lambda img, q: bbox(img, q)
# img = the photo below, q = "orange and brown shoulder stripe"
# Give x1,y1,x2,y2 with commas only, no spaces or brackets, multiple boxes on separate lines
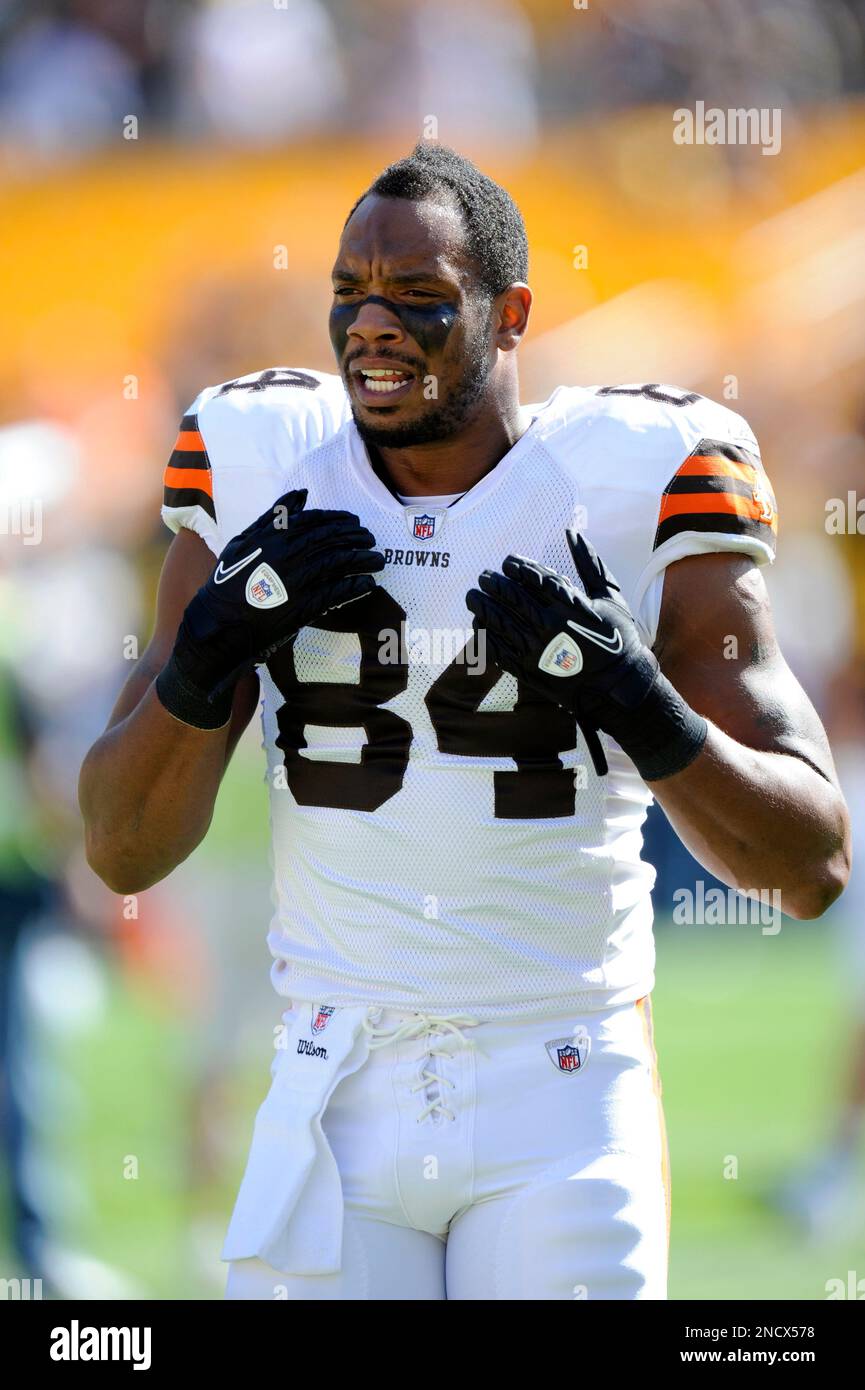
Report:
162,413,216,521
654,439,777,554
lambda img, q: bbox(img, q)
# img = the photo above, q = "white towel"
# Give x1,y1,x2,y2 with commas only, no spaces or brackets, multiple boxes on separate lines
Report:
221,1002,372,1275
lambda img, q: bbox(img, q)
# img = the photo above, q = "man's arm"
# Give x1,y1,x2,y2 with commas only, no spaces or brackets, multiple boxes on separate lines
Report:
78,529,260,895
649,551,850,920
468,536,850,922
81,489,384,895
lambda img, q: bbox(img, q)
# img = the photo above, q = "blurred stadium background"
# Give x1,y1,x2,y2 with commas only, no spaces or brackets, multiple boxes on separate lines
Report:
1,0,865,1299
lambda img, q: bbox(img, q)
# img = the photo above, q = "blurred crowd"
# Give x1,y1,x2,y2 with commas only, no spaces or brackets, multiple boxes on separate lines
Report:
1,0,865,1296
1,0,865,162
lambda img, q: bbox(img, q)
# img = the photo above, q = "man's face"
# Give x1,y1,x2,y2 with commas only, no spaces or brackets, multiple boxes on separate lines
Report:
329,194,495,447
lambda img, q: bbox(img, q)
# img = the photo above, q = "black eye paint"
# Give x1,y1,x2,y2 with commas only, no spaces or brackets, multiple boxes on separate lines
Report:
329,295,459,364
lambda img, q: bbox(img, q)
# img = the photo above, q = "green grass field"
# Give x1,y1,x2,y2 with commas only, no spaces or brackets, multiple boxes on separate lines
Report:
656,924,864,1300
3,750,862,1298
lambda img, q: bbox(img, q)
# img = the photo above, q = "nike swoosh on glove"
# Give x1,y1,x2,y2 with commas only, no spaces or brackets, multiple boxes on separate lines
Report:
465,530,707,781
157,488,385,729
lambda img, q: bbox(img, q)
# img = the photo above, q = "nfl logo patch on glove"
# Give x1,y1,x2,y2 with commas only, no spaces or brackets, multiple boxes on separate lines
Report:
538,632,583,676
246,563,288,608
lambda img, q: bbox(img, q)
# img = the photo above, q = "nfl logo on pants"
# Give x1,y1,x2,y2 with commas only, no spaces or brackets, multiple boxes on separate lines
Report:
312,1005,335,1035
545,1034,590,1073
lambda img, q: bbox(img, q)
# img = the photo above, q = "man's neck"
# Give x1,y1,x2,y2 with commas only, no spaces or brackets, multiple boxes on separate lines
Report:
367,400,531,499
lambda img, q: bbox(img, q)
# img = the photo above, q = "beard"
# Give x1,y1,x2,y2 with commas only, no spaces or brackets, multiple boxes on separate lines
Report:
351,323,492,450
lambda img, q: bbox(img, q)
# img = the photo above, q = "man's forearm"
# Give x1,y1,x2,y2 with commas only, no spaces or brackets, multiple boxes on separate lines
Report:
79,681,232,894
648,722,851,919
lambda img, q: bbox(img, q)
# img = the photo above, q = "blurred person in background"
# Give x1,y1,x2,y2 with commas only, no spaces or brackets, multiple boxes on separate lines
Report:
0,419,153,1294
539,0,865,118
773,663,865,1237
0,658,57,1282
0,0,182,162
176,0,343,145
335,0,539,155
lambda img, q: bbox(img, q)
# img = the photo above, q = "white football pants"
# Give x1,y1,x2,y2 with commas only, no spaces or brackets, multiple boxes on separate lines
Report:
225,997,669,1300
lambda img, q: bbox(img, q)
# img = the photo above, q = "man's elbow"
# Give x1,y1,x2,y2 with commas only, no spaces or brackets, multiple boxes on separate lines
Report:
783,844,851,921
83,831,166,896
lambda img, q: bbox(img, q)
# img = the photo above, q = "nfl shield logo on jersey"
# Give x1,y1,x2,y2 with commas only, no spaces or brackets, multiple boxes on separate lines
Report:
311,1004,336,1035
545,1031,591,1074
404,507,445,541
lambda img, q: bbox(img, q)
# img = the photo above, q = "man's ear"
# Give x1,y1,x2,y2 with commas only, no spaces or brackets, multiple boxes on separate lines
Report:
495,283,532,352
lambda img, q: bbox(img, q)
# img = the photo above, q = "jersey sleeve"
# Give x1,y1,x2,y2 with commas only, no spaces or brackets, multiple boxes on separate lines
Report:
159,367,351,559
161,392,220,553
653,436,777,556
632,414,777,646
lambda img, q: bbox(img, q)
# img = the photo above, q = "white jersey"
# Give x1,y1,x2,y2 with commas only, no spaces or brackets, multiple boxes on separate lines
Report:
162,369,777,1018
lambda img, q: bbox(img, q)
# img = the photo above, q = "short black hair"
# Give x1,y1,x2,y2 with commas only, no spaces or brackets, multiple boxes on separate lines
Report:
346,143,528,299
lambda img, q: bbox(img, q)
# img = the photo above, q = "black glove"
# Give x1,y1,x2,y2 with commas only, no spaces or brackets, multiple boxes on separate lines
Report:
157,488,385,728
466,530,707,780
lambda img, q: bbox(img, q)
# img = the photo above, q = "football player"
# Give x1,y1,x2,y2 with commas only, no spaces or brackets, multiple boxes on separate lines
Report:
79,144,850,1300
